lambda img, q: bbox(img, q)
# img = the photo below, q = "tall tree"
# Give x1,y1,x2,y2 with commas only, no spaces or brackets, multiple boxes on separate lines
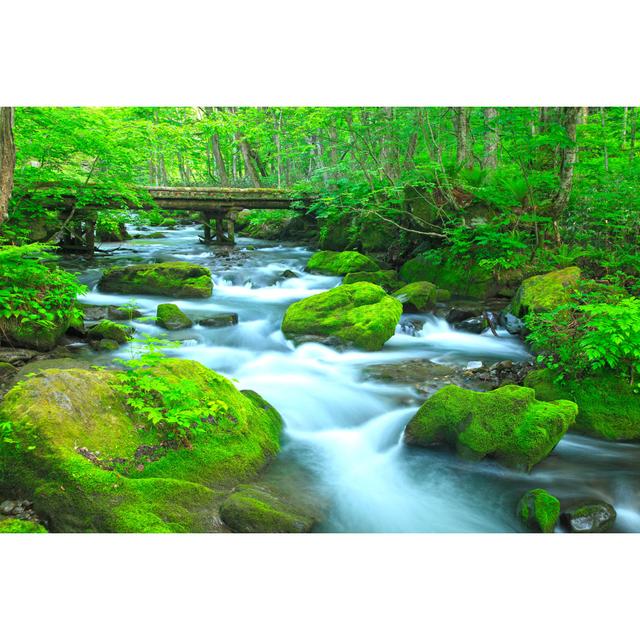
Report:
549,106,580,243
0,107,16,223
481,107,499,169
453,107,472,168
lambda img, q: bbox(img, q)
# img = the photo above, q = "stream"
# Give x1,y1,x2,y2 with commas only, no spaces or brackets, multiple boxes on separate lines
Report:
62,224,640,532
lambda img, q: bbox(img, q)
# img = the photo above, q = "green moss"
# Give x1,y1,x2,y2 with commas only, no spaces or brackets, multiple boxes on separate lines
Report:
0,518,48,533
517,488,560,533
343,270,405,292
219,485,314,533
404,384,577,470
306,251,379,275
511,267,581,316
99,262,213,298
281,282,402,351
0,360,283,532
399,255,495,299
130,360,283,488
156,303,193,330
524,368,640,440
0,313,72,351
87,319,133,343
393,281,438,312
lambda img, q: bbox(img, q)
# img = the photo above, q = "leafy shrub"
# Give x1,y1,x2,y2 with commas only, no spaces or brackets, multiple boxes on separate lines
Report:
113,336,229,445
0,243,86,332
526,289,640,387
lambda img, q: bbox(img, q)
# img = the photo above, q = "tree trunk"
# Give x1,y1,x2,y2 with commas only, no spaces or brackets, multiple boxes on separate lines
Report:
629,107,637,164
600,107,609,171
0,106,16,222
453,107,472,168
481,107,499,170
211,133,229,186
549,107,580,243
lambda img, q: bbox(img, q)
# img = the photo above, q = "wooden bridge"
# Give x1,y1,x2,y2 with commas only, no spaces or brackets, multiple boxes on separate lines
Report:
146,187,304,245
34,185,313,252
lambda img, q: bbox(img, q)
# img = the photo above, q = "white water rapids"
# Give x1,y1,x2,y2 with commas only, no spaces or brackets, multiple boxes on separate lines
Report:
67,225,640,532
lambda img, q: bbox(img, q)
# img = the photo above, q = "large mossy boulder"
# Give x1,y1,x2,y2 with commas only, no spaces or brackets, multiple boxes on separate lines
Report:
343,270,405,292
0,518,48,533
524,368,640,441
281,282,402,351
306,251,379,276
399,255,495,299
404,384,578,470
156,303,193,330
510,267,581,316
393,281,439,312
517,488,560,533
98,262,212,298
0,359,282,532
219,485,314,533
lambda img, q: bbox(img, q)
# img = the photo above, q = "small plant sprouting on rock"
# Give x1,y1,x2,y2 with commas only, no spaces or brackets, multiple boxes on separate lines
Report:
112,335,229,445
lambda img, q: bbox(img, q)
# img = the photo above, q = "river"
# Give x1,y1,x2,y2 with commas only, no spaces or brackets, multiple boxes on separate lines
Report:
62,224,640,532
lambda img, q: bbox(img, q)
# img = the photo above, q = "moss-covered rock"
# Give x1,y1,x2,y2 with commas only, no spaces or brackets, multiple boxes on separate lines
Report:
281,282,402,351
86,319,133,344
0,359,283,532
399,255,495,299
393,281,438,312
219,485,314,533
306,251,379,276
0,518,48,533
0,313,73,352
524,368,640,441
99,262,212,298
343,270,405,292
156,303,193,330
404,384,577,470
0,362,17,382
510,267,581,316
517,488,560,533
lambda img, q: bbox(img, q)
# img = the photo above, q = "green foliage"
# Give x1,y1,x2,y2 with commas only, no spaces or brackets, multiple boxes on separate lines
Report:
113,336,229,444
0,243,86,332
526,289,640,386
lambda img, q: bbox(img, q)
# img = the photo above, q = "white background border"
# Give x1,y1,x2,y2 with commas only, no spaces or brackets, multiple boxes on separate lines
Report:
2,1,639,637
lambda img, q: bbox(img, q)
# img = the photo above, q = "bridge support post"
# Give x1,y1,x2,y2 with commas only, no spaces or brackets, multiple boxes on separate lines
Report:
202,212,212,244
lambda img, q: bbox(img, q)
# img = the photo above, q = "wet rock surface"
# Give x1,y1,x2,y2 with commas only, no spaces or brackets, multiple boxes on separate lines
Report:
561,501,617,533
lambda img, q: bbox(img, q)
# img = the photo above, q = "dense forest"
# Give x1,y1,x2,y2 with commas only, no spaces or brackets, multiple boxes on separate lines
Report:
0,106,639,534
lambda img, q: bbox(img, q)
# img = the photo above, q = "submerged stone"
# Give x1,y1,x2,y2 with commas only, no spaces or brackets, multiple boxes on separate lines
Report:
404,384,577,470
199,313,239,328
306,250,379,276
510,267,581,317
98,262,213,298
281,282,402,351
517,488,560,533
156,303,193,330
220,485,315,533
561,501,616,533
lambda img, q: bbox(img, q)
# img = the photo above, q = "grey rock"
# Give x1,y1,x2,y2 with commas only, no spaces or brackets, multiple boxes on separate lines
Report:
199,313,239,328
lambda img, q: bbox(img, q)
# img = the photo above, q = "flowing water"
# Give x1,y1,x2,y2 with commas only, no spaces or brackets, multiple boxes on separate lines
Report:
63,225,640,532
